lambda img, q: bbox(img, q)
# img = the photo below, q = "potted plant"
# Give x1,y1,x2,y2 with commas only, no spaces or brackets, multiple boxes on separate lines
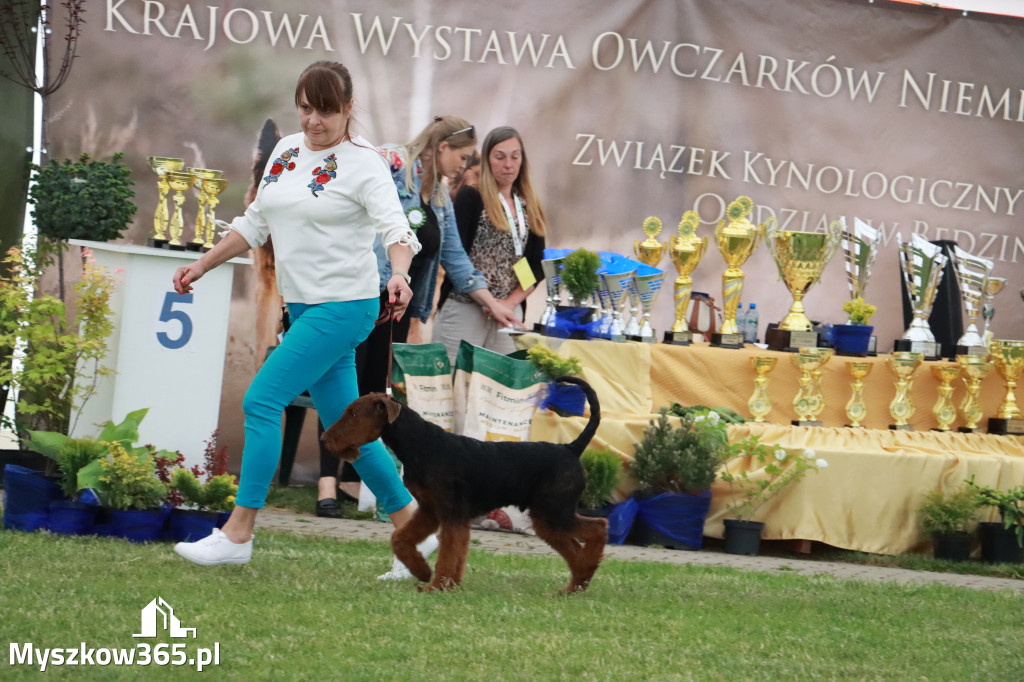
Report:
917,485,979,562
550,248,601,338
627,407,726,550
167,470,237,542
717,438,828,555
831,297,876,356
526,343,585,416
578,447,623,517
91,440,168,543
965,476,1023,564
0,245,118,440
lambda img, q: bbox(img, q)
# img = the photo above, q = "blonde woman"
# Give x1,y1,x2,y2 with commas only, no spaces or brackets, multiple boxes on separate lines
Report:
434,126,547,362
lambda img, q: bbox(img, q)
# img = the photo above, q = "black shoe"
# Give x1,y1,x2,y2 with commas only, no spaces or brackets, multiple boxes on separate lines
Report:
315,498,342,518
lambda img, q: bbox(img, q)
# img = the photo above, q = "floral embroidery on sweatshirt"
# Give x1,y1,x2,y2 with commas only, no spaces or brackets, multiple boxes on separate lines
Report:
263,147,299,187
308,154,338,197
381,148,403,175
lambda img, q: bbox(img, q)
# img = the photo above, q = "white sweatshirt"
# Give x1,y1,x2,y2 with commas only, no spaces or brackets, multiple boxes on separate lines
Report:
226,132,420,304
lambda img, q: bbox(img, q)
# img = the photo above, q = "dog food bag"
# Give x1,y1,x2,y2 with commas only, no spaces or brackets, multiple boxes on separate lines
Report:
391,343,454,432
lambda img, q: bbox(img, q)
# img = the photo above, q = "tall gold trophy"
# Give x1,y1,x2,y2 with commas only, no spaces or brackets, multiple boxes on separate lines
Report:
146,156,184,248
748,356,777,422
201,177,229,251
764,217,843,351
712,197,763,347
887,351,924,430
165,170,197,250
845,361,873,428
930,364,960,432
187,168,224,251
956,354,993,433
791,347,832,426
664,211,708,345
986,339,1024,435
630,217,667,342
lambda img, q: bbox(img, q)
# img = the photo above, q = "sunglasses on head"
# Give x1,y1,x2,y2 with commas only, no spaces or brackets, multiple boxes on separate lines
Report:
443,125,475,141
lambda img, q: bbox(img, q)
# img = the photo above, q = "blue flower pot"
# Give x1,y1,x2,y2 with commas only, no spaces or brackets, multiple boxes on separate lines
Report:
167,509,224,543
830,324,873,356
48,500,98,536
108,509,165,543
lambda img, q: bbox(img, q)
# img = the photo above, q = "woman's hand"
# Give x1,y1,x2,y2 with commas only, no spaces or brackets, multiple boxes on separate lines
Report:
172,261,207,294
387,274,413,320
484,298,522,329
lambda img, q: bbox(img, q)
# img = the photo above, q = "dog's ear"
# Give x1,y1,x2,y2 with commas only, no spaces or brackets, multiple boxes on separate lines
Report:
384,397,402,424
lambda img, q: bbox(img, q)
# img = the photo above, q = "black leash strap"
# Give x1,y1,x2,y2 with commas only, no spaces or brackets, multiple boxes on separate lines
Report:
374,302,396,396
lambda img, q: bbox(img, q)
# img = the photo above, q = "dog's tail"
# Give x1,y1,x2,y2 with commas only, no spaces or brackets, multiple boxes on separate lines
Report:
556,375,601,456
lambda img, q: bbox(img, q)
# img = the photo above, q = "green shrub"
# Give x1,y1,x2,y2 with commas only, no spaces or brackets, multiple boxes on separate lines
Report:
580,448,622,510
632,408,724,495
918,486,979,536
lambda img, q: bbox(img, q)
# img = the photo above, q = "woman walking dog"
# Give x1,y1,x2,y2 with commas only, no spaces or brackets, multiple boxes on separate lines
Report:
171,61,426,571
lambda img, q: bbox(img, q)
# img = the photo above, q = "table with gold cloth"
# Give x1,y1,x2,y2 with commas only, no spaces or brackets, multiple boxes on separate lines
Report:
526,338,1024,555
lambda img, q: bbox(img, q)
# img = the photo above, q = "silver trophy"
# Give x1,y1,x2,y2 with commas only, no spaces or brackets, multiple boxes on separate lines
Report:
950,245,992,350
538,258,564,328
842,217,879,313
633,270,666,341
595,277,615,339
601,270,634,341
897,233,947,355
981,276,1007,342
623,274,642,337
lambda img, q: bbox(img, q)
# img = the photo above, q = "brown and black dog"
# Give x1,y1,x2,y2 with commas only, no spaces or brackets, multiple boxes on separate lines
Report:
322,376,607,593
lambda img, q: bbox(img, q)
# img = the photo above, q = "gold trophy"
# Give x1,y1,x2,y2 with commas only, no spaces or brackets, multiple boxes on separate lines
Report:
980,277,1006,344
664,211,708,345
146,156,184,248
791,347,832,426
748,356,777,422
896,233,947,358
201,176,229,251
764,217,843,351
950,245,991,353
956,354,993,433
845,361,873,428
887,351,924,430
986,339,1024,435
930,364,960,432
634,216,666,268
164,170,197,250
712,196,763,347
187,168,223,251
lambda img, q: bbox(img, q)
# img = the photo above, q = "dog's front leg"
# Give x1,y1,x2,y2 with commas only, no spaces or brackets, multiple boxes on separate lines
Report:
392,509,438,583
420,521,470,592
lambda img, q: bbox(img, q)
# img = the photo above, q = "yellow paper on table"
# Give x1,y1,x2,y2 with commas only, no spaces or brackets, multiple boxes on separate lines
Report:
513,257,536,290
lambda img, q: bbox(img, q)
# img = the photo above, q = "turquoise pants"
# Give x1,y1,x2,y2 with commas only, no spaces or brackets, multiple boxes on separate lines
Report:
236,298,412,512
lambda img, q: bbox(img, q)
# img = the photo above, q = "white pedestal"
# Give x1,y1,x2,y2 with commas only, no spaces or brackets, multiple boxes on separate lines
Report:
69,240,250,471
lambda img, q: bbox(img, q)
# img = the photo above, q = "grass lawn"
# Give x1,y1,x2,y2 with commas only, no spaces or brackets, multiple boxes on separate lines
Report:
2,502,1023,681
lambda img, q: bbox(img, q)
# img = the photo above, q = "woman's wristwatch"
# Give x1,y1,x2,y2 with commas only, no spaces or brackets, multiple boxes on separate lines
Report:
391,269,411,285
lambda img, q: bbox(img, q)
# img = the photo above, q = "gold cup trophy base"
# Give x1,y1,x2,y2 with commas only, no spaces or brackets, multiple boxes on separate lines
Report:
889,424,916,431
663,330,693,345
766,326,820,352
792,420,823,428
710,332,744,348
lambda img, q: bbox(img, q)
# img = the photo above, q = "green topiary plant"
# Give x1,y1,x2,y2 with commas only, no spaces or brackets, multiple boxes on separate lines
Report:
559,248,601,305
579,447,623,510
526,343,582,381
95,441,168,511
966,475,1024,548
631,407,724,495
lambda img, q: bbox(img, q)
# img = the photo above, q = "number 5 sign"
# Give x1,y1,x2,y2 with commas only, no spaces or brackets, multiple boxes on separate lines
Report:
69,240,251,472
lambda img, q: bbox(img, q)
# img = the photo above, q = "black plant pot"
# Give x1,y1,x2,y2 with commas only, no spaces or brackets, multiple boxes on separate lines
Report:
979,522,1023,564
723,519,765,556
932,531,974,562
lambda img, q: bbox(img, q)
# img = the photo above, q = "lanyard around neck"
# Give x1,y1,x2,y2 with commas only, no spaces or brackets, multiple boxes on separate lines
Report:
498,193,527,258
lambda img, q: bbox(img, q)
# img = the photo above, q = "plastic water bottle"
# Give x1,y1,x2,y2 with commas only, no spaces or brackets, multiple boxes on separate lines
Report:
745,303,759,343
735,302,747,338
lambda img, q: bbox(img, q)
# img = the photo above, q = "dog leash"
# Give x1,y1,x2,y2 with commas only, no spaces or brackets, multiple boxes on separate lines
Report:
374,301,396,396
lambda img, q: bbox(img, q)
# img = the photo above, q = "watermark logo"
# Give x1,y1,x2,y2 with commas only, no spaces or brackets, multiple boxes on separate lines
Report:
134,597,196,638
9,597,220,672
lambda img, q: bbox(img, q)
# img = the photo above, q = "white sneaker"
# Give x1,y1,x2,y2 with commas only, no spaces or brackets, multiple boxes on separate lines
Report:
377,534,439,581
174,528,253,566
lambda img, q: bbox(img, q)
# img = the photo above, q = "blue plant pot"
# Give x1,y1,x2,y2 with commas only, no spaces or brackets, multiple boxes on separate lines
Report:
629,490,712,550
2,464,64,532
108,508,165,543
48,500,98,536
167,509,223,543
830,324,873,356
